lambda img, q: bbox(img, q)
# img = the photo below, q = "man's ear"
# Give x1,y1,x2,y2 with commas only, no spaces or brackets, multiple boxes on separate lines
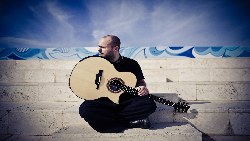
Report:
114,46,119,51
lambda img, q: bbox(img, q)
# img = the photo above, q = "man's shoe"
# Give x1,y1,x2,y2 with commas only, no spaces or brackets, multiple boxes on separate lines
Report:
128,118,151,129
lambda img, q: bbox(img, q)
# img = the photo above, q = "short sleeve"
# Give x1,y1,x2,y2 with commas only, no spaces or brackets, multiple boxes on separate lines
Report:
113,56,145,81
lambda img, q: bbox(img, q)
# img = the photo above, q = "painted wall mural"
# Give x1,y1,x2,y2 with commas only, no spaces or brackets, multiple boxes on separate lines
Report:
0,47,249,60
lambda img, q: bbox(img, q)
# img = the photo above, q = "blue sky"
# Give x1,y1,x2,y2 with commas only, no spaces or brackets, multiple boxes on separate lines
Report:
0,0,250,48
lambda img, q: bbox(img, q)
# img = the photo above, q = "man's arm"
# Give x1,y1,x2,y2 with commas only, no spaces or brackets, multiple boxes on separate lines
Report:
136,79,146,87
135,79,149,96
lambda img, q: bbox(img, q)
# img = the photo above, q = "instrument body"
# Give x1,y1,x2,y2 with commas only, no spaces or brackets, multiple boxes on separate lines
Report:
69,56,136,104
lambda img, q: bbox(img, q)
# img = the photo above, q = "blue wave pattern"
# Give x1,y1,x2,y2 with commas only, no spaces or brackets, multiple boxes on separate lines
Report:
0,47,249,60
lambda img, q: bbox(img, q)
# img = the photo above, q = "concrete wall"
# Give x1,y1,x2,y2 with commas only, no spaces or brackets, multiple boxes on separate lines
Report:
1,58,249,103
0,47,250,139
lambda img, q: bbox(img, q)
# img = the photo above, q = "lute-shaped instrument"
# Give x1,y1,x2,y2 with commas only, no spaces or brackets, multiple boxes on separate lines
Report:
69,56,190,112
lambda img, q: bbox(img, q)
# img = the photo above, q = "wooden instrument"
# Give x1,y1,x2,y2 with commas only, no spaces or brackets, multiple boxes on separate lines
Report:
69,56,190,112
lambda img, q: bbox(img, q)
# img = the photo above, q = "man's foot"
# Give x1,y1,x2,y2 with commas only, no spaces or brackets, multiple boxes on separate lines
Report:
128,118,151,129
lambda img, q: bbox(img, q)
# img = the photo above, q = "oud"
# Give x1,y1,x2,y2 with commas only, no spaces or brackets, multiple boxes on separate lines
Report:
69,56,190,112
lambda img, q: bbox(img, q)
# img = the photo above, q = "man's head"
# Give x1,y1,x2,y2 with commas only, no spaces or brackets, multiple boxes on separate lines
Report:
98,35,121,61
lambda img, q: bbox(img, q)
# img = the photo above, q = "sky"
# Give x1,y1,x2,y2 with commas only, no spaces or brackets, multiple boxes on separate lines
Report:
0,0,250,48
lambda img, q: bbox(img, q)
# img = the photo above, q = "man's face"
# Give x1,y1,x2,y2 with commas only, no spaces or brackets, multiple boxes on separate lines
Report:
98,37,115,60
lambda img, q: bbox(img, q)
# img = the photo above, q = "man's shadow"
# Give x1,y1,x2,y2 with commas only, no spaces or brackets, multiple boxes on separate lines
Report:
148,93,216,141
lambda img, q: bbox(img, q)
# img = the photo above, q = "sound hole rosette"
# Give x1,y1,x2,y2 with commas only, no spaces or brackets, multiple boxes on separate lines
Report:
107,77,125,93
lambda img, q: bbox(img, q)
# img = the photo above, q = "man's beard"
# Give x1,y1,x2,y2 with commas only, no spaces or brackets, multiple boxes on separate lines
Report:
100,51,114,61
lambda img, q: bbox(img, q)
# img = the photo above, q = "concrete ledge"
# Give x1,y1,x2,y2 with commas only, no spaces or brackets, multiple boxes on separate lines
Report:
0,84,39,102
147,83,197,100
1,59,250,84
175,101,250,135
197,82,250,101
143,68,250,82
1,100,250,136
52,123,202,141
0,83,79,102
1,81,249,102
0,102,79,135
147,82,250,101
0,81,249,101
138,58,250,69
204,135,250,141
14,60,78,70
0,101,78,112
3,123,202,141
0,69,56,83
8,110,63,135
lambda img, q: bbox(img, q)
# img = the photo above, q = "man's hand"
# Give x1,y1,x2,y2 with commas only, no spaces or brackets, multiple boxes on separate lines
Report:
135,86,149,96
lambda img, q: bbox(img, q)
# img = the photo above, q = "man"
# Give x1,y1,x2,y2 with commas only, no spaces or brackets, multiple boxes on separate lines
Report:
79,35,156,133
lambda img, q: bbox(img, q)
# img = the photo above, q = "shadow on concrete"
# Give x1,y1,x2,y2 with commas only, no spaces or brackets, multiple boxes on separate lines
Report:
179,101,216,141
149,93,216,141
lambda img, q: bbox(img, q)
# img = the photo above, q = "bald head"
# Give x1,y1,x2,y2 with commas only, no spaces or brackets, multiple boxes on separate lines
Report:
102,35,121,48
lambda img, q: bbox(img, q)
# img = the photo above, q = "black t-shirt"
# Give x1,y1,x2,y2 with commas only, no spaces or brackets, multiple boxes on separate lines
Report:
111,55,145,102
111,56,145,81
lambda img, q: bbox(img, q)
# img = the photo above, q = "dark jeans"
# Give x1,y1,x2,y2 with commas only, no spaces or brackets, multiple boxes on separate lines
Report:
79,94,156,133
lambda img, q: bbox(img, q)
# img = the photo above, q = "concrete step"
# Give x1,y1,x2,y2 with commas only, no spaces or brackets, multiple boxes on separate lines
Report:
143,68,250,82
0,101,79,135
52,123,202,141
2,123,202,141
137,58,250,69
139,58,250,82
1,81,250,102
2,58,250,71
1,99,249,136
0,101,202,140
60,96,250,136
154,100,250,136
1,67,250,83
0,60,78,70
147,82,250,101
203,135,250,141
0,82,79,102
1,59,250,84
